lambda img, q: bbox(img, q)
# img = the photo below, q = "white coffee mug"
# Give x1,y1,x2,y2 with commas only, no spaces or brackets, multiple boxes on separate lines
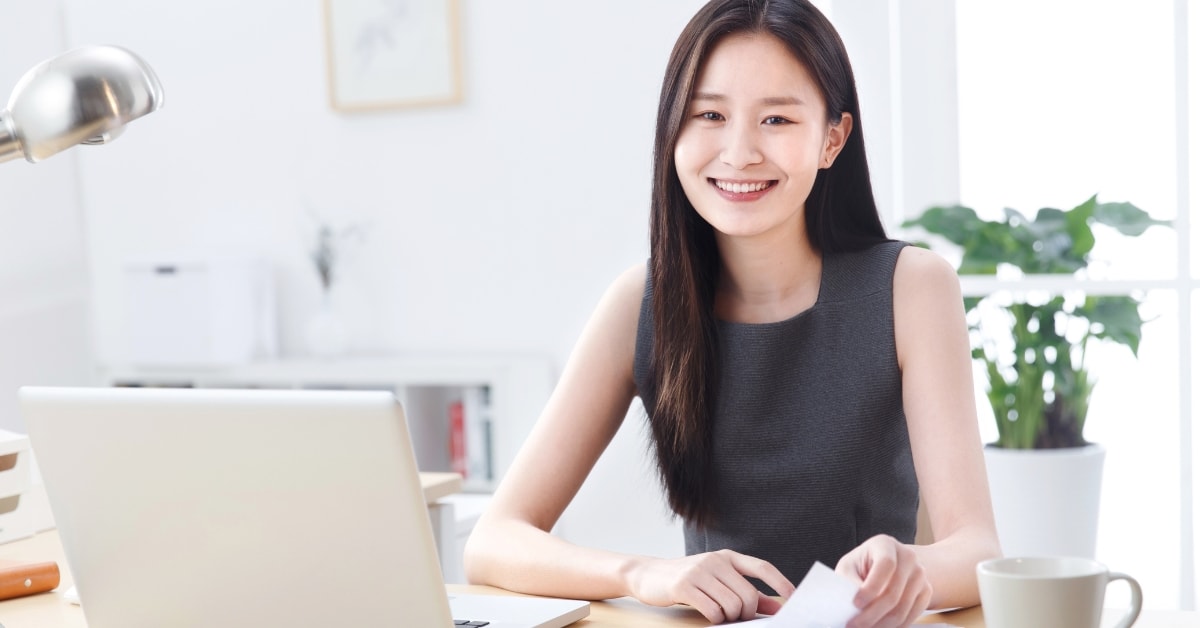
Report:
977,557,1142,628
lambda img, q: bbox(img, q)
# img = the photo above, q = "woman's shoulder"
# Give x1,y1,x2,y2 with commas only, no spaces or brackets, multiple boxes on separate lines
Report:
607,261,648,307
575,262,647,384
615,260,648,290
892,245,965,333
588,261,648,341
894,245,960,295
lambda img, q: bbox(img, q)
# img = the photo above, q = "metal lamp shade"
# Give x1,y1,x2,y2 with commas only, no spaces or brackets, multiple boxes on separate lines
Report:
0,45,164,164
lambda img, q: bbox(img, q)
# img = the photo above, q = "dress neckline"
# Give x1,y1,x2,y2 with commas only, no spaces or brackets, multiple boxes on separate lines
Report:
716,254,827,329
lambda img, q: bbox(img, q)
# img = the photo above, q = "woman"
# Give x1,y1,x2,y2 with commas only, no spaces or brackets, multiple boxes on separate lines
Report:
464,1,1000,626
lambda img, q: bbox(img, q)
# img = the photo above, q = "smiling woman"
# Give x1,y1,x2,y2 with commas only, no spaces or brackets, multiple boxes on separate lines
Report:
463,1,1001,626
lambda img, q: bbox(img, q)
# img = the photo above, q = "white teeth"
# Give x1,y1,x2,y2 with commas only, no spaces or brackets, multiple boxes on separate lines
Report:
714,180,770,193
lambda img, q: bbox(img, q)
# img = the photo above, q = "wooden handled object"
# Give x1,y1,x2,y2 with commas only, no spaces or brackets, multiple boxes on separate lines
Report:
0,560,60,600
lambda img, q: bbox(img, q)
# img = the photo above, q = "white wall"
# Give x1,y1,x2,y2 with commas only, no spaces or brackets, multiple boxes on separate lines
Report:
65,0,694,367
0,0,93,434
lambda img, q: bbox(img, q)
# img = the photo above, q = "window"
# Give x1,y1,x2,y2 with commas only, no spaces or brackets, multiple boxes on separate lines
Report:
954,0,1191,610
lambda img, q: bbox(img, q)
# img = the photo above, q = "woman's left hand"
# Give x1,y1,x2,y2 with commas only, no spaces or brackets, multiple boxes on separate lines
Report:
835,534,933,628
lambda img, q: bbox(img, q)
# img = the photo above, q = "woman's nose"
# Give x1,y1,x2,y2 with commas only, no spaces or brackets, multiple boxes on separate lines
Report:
719,123,763,170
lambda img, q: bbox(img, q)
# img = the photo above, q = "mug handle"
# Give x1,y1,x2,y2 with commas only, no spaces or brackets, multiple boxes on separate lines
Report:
1106,571,1142,628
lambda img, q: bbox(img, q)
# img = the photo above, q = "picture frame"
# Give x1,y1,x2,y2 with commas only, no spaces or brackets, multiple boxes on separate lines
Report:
323,0,463,111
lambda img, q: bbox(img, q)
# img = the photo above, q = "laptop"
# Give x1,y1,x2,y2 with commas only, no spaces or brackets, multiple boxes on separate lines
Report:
19,386,590,628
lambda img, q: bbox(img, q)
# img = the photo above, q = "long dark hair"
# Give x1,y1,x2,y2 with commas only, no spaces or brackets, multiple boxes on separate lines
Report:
647,0,888,525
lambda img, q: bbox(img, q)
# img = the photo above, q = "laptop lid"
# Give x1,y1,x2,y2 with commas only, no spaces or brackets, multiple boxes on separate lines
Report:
19,386,588,628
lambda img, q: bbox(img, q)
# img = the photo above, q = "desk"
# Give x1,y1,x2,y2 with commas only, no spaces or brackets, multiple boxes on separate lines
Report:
2,526,1198,626
443,584,989,626
420,471,464,502
421,472,469,582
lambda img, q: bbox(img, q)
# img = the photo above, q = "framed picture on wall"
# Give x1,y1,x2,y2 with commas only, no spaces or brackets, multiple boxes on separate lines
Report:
323,0,462,111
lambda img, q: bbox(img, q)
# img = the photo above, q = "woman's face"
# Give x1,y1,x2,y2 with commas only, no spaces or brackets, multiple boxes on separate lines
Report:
673,33,848,242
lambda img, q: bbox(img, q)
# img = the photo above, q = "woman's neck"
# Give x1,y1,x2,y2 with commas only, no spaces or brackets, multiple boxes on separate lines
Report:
714,229,822,324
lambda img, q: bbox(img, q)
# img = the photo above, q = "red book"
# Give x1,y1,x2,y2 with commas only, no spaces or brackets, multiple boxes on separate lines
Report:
448,400,467,477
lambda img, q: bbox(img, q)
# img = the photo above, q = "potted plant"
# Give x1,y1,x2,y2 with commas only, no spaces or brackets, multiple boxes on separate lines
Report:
903,194,1170,558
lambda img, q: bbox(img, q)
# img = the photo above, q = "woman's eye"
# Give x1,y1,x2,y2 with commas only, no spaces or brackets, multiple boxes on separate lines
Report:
698,111,724,122
763,116,791,125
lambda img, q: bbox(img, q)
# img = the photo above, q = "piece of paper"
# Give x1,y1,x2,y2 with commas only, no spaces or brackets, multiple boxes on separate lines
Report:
770,561,859,626
737,561,858,626
736,562,962,627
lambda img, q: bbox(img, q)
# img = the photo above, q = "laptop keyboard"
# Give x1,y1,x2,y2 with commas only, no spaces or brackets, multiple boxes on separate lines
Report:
453,621,490,627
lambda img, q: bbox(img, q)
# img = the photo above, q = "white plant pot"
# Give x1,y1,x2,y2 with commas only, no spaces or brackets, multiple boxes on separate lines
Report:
305,294,347,359
983,444,1105,559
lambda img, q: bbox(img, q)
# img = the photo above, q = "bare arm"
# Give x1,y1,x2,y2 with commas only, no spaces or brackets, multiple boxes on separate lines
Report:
894,246,1001,608
838,246,1000,628
463,263,794,623
463,263,646,597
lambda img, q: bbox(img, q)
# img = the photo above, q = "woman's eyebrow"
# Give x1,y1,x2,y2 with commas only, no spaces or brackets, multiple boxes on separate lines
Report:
690,92,805,107
759,95,804,106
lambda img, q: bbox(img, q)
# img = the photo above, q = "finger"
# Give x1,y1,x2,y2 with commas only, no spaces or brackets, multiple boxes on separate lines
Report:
853,543,899,609
836,550,866,585
679,582,730,625
755,591,784,616
850,587,913,628
686,593,729,624
849,571,906,626
851,555,922,628
900,575,933,626
711,567,763,621
725,551,796,599
693,570,751,623
857,589,914,628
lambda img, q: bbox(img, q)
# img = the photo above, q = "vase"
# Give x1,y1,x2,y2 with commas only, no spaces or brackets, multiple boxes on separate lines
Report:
305,293,346,358
984,443,1105,558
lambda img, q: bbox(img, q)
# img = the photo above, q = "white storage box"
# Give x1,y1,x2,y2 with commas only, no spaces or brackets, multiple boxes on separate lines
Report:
0,430,33,543
123,256,276,366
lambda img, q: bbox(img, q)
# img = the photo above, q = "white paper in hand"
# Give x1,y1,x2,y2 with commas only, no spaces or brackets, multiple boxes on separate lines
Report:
738,561,858,626
738,562,963,627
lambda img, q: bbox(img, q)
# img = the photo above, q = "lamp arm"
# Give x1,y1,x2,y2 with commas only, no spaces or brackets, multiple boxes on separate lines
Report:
0,114,21,164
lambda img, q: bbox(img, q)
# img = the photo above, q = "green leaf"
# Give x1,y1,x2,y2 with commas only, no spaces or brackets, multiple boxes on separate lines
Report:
1032,207,1068,229
960,222,1019,275
1092,201,1172,236
1002,207,1029,227
1065,194,1098,221
902,205,985,245
1079,296,1143,355
1027,208,1086,273
1064,197,1097,257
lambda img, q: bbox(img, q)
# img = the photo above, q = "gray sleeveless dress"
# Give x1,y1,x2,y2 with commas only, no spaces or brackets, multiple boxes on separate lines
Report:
633,240,918,593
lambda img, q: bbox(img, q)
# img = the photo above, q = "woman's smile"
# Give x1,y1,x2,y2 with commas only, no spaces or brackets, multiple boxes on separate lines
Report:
710,178,777,201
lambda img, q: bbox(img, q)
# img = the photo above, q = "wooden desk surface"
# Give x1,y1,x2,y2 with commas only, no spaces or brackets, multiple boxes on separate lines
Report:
444,584,985,627
420,471,464,503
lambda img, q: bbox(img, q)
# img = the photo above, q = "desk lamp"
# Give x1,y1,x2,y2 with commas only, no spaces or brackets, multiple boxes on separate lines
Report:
0,45,163,164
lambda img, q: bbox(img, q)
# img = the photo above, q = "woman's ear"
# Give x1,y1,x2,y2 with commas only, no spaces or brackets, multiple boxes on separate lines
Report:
821,112,853,169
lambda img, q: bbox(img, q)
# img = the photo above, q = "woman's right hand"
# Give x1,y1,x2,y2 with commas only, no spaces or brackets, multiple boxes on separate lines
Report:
622,549,796,624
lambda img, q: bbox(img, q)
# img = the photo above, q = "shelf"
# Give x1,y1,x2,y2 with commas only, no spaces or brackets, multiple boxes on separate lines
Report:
99,355,555,493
